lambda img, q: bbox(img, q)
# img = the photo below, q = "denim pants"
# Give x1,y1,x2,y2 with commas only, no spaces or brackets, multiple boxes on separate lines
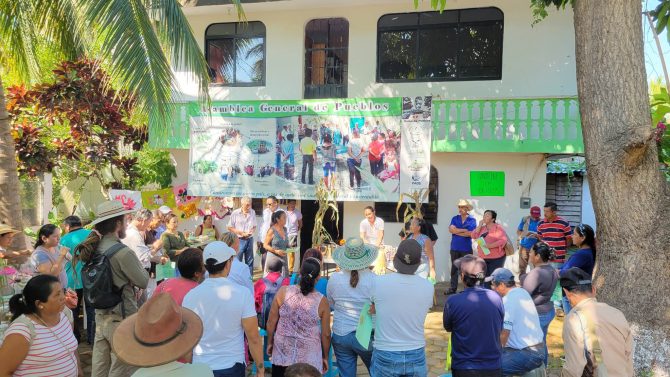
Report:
213,362,245,377
302,155,314,184
501,347,544,376
371,347,427,377
347,158,362,188
237,237,254,276
537,306,555,366
562,296,572,314
332,331,373,377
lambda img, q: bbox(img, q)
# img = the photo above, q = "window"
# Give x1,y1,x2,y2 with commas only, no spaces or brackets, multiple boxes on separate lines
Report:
375,166,438,223
206,22,266,86
377,7,503,82
304,18,349,99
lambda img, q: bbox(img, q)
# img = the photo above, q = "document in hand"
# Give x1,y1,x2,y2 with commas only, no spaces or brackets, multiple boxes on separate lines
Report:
355,302,374,349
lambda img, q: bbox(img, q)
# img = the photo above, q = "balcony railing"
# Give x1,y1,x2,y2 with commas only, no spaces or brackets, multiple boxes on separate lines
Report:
432,97,584,153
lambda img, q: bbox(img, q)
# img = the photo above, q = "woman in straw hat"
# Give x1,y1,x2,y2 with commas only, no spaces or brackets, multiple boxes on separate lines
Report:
112,292,213,376
327,237,378,377
0,223,29,261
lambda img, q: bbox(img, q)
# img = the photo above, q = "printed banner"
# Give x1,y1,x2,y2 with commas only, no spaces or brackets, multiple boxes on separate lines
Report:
141,188,177,210
109,190,142,211
173,183,198,206
188,97,432,202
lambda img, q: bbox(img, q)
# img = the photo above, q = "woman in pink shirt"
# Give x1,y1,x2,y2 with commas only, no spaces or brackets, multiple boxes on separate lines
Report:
471,210,508,288
154,248,204,305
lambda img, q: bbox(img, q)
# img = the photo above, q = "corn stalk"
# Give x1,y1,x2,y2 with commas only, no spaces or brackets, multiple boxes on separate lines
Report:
312,179,339,247
396,188,429,237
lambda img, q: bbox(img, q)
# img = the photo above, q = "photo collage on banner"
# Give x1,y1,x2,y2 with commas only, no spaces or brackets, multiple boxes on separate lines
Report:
188,97,432,202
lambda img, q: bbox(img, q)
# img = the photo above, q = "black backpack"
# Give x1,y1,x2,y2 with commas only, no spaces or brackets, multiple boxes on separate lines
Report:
82,243,126,312
258,277,282,329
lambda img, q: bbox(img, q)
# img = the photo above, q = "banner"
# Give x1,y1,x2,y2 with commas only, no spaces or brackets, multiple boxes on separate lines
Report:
188,97,432,201
109,190,142,211
141,188,177,210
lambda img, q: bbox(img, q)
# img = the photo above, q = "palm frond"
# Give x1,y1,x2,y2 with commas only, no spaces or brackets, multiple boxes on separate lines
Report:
79,0,176,138
33,0,86,60
0,1,41,82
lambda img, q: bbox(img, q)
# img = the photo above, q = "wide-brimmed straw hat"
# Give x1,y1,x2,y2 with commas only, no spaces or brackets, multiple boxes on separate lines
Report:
457,199,473,211
90,200,137,226
333,237,378,271
112,293,203,367
0,224,21,236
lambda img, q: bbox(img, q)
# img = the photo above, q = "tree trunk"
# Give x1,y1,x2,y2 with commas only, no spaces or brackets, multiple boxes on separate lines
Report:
574,1,670,374
0,74,27,249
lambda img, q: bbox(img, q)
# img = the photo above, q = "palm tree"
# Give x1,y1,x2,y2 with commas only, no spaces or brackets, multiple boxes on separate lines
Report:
0,0,219,248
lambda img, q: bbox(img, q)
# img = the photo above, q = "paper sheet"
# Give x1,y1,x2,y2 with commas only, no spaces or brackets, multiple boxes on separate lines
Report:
355,302,374,349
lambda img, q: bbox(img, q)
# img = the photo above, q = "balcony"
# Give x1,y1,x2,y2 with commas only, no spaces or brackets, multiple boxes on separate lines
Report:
431,97,584,153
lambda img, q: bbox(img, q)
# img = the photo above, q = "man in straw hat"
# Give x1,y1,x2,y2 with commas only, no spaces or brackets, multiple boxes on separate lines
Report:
76,200,149,377
370,239,434,377
447,199,477,295
113,292,213,376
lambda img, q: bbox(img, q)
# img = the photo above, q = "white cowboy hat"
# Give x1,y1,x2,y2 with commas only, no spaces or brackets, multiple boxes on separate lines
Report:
90,200,137,226
333,237,379,271
457,199,473,211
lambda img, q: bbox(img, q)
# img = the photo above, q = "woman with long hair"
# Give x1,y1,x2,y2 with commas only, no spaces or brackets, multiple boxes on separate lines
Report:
327,238,378,377
560,223,596,313
521,242,559,366
470,210,508,288
266,258,331,377
32,224,70,289
0,274,81,376
263,211,289,277
195,214,220,240
293,248,328,296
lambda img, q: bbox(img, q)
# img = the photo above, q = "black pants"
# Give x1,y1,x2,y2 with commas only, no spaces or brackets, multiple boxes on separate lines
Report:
302,155,314,184
484,255,507,289
450,250,471,291
347,158,362,188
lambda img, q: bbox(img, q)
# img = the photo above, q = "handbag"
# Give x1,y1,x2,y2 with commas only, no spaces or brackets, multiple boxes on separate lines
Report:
500,226,515,256
575,310,608,377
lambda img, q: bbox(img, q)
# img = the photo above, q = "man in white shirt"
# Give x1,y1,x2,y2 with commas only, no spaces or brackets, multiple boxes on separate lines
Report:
122,209,163,271
359,206,384,247
285,199,302,273
370,239,433,377
227,196,257,276
488,268,545,375
182,242,265,377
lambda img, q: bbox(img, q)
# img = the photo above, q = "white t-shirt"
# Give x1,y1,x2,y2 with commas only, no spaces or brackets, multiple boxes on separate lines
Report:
327,269,376,336
372,272,433,351
182,277,256,370
349,138,364,157
502,287,544,350
360,217,384,245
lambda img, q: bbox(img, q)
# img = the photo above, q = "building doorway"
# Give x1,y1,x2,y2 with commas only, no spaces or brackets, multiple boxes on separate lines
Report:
300,200,343,265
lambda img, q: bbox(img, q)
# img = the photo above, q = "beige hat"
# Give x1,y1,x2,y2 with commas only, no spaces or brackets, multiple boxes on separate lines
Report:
90,200,137,226
0,224,20,236
457,199,473,211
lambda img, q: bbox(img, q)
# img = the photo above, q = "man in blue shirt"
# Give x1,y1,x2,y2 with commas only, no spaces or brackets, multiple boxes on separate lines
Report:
443,255,503,377
448,199,477,294
516,206,542,274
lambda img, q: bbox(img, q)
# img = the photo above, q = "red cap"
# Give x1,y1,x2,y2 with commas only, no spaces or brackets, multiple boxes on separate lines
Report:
530,206,541,217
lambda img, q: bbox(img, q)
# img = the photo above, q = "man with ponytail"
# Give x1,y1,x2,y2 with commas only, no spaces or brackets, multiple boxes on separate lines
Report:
75,201,149,377
443,255,504,376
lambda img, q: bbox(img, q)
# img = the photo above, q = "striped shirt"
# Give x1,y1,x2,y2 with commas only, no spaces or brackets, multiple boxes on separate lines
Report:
537,216,573,262
3,312,78,376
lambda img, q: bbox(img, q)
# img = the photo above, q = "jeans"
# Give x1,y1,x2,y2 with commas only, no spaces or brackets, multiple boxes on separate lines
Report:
450,250,471,291
213,362,245,377
347,158,362,188
562,296,572,314
501,347,544,376
537,306,555,366
483,256,507,289
371,348,427,377
237,237,254,276
302,155,314,184
332,331,373,377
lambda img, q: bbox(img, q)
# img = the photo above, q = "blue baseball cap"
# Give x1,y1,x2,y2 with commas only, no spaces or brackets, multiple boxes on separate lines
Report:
485,267,515,284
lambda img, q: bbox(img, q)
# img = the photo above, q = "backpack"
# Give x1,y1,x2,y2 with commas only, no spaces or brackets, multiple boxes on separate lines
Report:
81,243,126,313
258,277,282,329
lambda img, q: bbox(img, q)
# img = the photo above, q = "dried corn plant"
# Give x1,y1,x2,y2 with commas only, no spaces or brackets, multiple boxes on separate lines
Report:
396,188,429,237
312,179,339,247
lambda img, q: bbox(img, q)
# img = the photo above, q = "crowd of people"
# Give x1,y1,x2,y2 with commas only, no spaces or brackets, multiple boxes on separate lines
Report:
0,196,634,377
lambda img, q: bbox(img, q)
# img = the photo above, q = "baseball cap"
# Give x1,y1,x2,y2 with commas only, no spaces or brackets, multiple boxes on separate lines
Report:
559,267,592,289
484,267,515,284
454,255,486,278
530,206,541,217
203,241,236,264
393,239,422,275
158,205,172,215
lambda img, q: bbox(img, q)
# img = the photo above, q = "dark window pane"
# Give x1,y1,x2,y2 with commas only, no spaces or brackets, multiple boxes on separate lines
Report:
458,22,503,79
418,27,458,79
235,37,264,83
419,11,458,25
378,13,419,28
460,7,503,22
205,22,266,85
206,23,236,37
378,30,416,80
305,18,349,99
207,39,235,84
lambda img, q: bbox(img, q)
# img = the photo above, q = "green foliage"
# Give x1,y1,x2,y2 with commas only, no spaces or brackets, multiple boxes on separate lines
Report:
413,0,447,11
649,81,670,181
131,146,177,190
528,0,573,25
650,0,670,42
